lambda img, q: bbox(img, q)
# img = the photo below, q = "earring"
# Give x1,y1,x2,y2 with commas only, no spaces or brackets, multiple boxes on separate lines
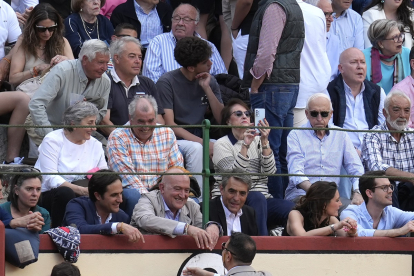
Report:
381,0,384,3
80,8,83,11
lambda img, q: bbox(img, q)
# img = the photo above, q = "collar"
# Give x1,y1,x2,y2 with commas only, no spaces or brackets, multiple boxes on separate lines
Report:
96,211,113,224
380,121,409,140
361,202,387,226
305,121,331,136
110,67,140,86
133,0,157,14
162,195,181,220
227,132,238,145
126,127,154,144
334,8,348,19
169,31,202,44
220,196,243,219
226,266,256,275
76,59,89,83
343,79,365,96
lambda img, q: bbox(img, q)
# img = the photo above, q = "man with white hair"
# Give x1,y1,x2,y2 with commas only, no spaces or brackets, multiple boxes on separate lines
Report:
362,91,414,210
285,93,364,207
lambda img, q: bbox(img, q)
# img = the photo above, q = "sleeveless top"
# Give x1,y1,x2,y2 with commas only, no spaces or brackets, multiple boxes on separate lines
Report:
282,208,331,236
23,52,47,72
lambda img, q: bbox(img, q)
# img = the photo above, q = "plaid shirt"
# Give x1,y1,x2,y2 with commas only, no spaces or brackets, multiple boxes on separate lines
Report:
107,127,183,194
362,122,414,174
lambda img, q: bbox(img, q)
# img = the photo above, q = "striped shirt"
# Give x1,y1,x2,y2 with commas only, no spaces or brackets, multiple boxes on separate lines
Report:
107,127,184,194
133,1,163,48
211,133,275,199
142,31,227,83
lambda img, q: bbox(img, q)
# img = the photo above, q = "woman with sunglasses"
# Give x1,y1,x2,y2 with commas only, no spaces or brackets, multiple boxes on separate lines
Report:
211,98,294,236
0,171,50,233
9,3,74,86
283,181,357,237
363,19,411,94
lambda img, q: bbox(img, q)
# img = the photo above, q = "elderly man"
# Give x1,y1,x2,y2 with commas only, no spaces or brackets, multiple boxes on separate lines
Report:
341,171,414,237
362,91,414,211
99,37,163,137
285,93,364,206
107,95,183,217
210,172,258,236
29,39,111,144
131,167,221,250
142,3,227,83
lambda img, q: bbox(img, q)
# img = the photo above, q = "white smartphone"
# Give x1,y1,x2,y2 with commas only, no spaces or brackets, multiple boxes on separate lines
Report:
254,108,265,134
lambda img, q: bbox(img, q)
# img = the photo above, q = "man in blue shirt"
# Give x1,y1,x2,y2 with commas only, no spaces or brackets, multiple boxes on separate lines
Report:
341,171,414,237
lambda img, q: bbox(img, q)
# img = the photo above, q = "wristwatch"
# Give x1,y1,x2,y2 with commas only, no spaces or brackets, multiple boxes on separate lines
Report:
353,189,361,194
242,142,250,149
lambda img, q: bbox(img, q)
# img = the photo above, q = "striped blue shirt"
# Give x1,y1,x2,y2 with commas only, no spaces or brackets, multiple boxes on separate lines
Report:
142,31,227,83
133,1,163,48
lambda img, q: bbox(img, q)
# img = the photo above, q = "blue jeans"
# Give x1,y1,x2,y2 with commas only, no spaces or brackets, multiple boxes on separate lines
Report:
120,188,142,219
250,84,299,199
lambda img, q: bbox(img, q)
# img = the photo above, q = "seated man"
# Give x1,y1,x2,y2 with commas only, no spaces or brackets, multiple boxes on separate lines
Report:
210,172,258,236
157,36,224,199
131,167,221,250
107,23,139,72
340,171,414,237
107,95,183,217
362,91,414,210
63,170,144,243
285,93,364,207
99,37,164,137
142,3,227,83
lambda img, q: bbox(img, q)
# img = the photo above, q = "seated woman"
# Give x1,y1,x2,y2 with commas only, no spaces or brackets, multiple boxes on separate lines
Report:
9,3,74,87
364,19,411,94
0,169,51,233
212,98,294,236
64,0,114,58
283,181,357,236
35,101,108,227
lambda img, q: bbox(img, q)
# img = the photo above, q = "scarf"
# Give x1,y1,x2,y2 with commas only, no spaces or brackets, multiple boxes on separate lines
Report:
371,47,404,85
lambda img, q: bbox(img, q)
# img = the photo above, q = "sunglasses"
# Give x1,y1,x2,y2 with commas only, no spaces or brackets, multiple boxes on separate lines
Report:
309,111,330,118
36,24,57,33
232,110,252,117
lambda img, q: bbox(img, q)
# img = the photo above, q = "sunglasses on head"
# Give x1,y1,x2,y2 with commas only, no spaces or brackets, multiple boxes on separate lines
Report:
35,24,57,33
232,110,252,117
309,111,330,118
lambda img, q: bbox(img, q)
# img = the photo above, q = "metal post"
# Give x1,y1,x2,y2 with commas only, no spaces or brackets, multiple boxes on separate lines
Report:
202,119,211,225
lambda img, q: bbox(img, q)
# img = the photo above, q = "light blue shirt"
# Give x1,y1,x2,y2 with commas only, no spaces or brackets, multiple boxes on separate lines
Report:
162,196,186,235
340,202,414,236
142,31,227,83
133,1,162,48
285,121,364,201
329,8,364,54
326,32,341,81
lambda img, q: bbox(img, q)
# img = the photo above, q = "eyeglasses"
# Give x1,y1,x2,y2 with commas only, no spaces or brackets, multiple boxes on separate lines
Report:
36,24,57,33
383,33,405,43
221,242,236,256
324,12,334,18
373,184,395,192
232,110,252,117
309,111,330,118
171,16,197,24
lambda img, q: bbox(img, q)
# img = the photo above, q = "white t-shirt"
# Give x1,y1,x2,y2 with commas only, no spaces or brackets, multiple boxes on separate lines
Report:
0,1,21,59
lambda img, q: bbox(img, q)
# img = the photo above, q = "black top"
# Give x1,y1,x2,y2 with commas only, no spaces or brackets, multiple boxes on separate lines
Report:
282,208,330,236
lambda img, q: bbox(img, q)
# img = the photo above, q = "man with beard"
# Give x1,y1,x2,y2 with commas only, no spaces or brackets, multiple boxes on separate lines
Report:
362,91,414,210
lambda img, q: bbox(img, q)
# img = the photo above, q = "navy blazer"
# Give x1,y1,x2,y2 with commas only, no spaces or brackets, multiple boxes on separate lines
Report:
209,197,258,236
63,196,130,235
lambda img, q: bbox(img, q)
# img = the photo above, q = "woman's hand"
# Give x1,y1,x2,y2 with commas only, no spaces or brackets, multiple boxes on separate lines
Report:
258,118,270,144
34,64,50,75
336,217,357,235
50,55,69,66
243,123,257,146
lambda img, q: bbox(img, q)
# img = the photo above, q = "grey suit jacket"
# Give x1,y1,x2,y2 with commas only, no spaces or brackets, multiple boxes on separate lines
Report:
130,190,202,237
225,266,273,276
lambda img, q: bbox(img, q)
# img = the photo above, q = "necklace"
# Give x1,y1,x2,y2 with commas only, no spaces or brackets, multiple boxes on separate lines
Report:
37,45,46,50
80,14,100,40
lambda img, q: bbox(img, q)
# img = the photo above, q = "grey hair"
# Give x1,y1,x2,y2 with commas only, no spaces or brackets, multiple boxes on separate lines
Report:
368,19,404,49
305,93,333,111
128,95,158,119
384,90,411,111
110,37,142,58
173,3,200,23
63,101,99,132
221,168,252,190
79,39,110,62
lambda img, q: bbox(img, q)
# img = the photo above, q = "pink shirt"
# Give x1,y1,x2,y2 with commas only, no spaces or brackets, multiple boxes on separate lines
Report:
100,0,127,19
390,75,414,127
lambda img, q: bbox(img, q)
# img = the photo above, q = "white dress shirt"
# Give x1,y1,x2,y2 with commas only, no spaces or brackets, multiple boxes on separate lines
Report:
220,197,242,236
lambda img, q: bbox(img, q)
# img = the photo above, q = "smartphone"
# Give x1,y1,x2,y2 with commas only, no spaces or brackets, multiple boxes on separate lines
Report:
254,108,265,134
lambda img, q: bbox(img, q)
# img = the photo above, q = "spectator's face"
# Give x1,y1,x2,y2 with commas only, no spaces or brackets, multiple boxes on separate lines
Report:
160,175,190,215
332,0,352,12
220,178,248,215
114,42,142,77
324,190,341,217
94,179,123,213
172,5,198,40
72,115,97,141
369,178,393,207
378,27,403,56
338,48,366,85
130,104,156,143
82,53,109,80
305,97,333,128
81,0,101,16
384,95,410,131
383,0,403,11
35,19,57,42
317,0,334,32
193,58,212,75
15,178,42,209
227,104,251,127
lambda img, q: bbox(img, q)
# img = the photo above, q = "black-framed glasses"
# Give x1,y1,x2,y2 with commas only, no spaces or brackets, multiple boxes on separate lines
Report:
373,184,394,192
232,110,252,117
324,12,334,18
221,242,236,256
171,16,197,24
383,33,405,43
35,24,57,33
309,111,330,118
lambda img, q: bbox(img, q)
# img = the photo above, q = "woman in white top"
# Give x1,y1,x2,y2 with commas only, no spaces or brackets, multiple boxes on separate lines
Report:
362,0,414,49
35,101,107,227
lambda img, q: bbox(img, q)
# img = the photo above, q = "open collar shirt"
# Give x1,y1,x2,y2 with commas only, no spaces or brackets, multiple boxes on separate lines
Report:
133,0,162,47
220,196,242,236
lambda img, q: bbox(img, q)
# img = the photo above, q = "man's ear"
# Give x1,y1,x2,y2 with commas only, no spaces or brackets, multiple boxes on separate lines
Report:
383,108,388,119
159,183,165,193
219,184,224,195
94,192,101,201
187,65,195,73
366,189,374,199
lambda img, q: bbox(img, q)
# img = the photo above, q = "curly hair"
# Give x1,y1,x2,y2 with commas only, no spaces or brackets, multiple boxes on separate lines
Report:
22,3,65,63
364,0,414,38
174,36,212,68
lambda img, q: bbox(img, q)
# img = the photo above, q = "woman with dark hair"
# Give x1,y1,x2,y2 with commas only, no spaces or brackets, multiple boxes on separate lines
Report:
0,169,50,233
362,0,414,49
283,181,357,236
9,3,73,86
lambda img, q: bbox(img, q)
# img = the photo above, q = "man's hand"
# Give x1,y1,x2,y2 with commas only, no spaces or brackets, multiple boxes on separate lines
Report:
183,267,215,276
399,221,414,236
195,72,211,90
187,225,213,250
351,193,363,205
205,224,220,249
118,223,145,243
16,7,33,26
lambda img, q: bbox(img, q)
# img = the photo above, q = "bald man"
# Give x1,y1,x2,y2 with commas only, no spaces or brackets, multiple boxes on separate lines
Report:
130,167,221,250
